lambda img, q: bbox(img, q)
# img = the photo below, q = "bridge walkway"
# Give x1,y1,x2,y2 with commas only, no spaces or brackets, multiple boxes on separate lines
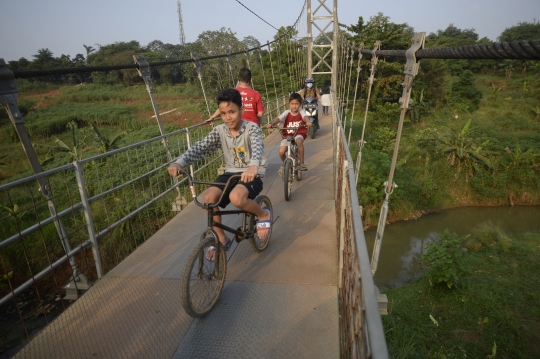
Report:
15,113,339,359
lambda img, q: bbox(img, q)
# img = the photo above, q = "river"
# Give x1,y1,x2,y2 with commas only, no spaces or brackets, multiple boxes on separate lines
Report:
364,206,540,288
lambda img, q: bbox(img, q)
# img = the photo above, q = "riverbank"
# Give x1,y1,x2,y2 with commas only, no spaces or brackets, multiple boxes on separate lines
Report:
364,200,540,231
381,231,540,358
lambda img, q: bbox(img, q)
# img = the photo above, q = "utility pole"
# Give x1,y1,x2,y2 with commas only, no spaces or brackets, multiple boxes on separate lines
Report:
177,0,186,47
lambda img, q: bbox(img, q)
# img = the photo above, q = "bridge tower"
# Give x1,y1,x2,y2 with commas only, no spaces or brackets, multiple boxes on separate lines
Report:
177,0,186,46
306,0,339,88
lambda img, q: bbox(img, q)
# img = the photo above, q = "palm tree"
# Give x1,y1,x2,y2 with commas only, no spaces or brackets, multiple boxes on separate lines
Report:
438,118,492,181
35,121,87,163
89,124,127,153
83,44,95,58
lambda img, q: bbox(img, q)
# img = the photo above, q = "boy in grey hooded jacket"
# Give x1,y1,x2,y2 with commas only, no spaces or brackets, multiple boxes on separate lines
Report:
168,89,272,248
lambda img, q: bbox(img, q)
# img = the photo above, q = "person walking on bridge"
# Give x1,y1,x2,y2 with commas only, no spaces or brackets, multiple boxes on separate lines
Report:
320,80,331,116
206,68,265,126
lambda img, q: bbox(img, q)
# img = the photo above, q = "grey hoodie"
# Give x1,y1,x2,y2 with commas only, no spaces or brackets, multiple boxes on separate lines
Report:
175,120,266,175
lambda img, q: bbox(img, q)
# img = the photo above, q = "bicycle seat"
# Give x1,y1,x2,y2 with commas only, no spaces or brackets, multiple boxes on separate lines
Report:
286,136,293,141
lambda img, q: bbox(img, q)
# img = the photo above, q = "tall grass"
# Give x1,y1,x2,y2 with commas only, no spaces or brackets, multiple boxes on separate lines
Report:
382,231,540,358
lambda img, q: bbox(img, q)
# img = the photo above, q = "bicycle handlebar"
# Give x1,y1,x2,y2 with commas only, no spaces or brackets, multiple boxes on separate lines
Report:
269,125,307,139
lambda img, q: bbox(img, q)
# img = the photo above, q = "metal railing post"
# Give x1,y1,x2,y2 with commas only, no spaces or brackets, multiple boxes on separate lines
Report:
0,58,82,283
185,128,195,178
73,161,104,278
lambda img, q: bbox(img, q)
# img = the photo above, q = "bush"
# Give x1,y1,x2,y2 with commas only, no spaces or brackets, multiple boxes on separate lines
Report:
467,221,513,252
421,229,469,288
451,70,483,112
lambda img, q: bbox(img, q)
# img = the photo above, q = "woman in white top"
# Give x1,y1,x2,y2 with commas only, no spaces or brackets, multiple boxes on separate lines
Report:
320,80,331,115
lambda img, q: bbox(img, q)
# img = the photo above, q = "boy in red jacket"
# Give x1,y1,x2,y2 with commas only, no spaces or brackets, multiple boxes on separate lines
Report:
265,93,312,173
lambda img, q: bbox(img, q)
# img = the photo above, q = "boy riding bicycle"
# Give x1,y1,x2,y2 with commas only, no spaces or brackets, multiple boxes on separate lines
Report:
168,89,272,250
265,93,312,173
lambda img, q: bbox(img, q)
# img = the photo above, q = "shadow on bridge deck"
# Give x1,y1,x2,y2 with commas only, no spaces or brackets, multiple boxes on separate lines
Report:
15,114,339,359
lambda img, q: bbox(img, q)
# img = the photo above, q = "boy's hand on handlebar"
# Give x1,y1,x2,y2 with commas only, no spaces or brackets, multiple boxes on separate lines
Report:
205,117,214,124
168,163,183,177
306,122,313,128
241,166,258,183
264,123,273,129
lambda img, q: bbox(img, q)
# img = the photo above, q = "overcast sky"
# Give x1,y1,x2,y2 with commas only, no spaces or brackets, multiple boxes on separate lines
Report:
1,0,538,62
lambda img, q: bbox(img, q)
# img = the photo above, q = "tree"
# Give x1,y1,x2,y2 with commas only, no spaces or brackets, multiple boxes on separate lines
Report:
498,21,540,42
29,49,58,70
36,121,88,164
341,13,414,51
451,70,483,112
438,118,492,181
90,124,127,153
7,57,31,72
83,44,96,59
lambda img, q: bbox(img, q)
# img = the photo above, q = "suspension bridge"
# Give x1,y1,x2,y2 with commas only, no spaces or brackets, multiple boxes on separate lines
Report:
1,1,539,358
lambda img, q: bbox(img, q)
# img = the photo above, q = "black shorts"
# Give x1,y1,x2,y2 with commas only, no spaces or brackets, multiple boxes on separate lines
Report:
211,173,263,208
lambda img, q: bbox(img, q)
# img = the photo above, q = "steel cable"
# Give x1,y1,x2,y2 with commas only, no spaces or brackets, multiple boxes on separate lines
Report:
10,2,308,80
349,40,540,60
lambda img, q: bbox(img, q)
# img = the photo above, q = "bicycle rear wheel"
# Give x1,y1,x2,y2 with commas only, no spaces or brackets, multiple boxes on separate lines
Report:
249,195,273,252
284,158,293,201
181,236,226,318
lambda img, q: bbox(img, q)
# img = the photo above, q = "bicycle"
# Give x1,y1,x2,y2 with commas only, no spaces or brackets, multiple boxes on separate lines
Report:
176,169,273,318
272,125,306,201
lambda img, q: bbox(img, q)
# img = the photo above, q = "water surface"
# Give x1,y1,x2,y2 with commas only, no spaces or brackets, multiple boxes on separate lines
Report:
364,206,540,288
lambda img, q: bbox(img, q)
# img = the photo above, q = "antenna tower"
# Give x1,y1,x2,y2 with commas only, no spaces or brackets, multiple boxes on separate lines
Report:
177,0,186,46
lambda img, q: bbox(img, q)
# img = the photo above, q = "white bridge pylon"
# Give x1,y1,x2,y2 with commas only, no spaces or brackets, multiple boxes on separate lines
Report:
307,0,339,89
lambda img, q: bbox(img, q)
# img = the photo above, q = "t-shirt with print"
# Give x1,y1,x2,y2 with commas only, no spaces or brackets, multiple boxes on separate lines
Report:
236,86,264,126
277,109,308,139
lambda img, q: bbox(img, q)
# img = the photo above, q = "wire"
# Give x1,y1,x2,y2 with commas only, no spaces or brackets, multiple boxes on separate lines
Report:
234,0,279,31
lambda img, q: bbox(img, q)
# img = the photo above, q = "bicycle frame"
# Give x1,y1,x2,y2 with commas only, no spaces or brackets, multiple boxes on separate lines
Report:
275,125,306,167
178,169,258,241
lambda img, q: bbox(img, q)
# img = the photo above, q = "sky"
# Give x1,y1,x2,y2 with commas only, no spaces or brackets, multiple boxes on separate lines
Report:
1,0,538,63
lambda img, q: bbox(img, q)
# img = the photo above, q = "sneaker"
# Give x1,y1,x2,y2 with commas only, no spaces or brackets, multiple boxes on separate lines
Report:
205,246,216,262
298,163,308,171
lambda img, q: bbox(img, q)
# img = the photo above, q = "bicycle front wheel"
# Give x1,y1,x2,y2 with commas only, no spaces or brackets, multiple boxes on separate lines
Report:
284,158,293,201
181,236,227,318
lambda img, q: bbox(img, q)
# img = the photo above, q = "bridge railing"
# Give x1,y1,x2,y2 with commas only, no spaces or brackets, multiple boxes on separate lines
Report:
332,92,389,359
0,93,289,354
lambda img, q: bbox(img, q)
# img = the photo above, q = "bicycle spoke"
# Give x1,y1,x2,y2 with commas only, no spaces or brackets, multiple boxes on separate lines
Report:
182,237,226,317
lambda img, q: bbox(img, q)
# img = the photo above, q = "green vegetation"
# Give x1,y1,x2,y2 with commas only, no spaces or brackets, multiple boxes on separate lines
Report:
421,230,469,289
341,17,540,227
382,229,540,359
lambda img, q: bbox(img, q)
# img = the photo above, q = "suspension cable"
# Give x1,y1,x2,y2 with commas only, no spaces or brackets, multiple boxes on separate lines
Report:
341,45,351,134
355,41,379,183
233,0,279,31
285,34,294,93
257,46,271,125
346,46,355,143
267,41,280,117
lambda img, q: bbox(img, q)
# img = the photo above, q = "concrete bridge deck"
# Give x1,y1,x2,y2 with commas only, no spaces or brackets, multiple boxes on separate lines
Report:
15,114,339,359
